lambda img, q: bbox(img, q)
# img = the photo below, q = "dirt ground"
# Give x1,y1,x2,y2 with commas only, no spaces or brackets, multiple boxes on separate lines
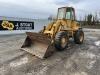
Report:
0,28,100,75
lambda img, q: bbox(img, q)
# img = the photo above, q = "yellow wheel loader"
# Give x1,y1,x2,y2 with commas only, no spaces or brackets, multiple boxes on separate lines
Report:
21,7,84,59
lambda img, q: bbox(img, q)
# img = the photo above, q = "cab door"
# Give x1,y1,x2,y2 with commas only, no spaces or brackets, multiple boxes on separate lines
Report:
66,8,72,29
71,8,79,30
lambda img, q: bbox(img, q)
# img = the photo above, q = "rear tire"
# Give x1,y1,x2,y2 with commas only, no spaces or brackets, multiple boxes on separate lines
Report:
54,31,69,51
74,30,84,44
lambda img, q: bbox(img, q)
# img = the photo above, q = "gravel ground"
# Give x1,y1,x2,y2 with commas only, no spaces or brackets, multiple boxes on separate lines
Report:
0,28,100,75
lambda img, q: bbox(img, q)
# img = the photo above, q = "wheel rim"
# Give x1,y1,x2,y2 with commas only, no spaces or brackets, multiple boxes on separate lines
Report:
80,33,84,42
61,36,67,47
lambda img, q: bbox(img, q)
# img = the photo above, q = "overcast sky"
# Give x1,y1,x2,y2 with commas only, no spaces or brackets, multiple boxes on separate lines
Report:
0,0,100,19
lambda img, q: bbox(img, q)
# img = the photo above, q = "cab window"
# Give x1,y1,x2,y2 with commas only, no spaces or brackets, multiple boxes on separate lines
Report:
66,8,70,19
72,9,75,20
58,8,65,19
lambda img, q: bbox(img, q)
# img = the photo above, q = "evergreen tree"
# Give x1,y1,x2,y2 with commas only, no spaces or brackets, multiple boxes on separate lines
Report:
87,14,92,25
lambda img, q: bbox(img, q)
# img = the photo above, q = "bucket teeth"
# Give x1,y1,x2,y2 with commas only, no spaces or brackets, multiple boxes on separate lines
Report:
21,32,55,59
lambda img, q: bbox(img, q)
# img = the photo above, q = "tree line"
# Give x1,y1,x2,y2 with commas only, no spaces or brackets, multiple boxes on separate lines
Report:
47,11,100,26
78,10,100,26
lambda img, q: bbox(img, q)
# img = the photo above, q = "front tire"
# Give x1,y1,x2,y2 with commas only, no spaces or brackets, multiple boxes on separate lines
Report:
54,31,69,51
74,30,84,44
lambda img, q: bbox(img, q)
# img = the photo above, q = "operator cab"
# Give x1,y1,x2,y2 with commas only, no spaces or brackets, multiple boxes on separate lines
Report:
57,7,75,20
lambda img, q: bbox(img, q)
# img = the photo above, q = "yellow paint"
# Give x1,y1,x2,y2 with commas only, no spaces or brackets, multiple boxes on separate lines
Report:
61,36,67,47
43,7,79,39
1,21,14,30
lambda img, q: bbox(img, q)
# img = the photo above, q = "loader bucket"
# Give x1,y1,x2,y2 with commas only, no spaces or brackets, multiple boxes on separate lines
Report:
21,32,55,59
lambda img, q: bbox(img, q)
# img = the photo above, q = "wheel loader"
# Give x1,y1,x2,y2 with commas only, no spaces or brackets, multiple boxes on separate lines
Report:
21,7,84,59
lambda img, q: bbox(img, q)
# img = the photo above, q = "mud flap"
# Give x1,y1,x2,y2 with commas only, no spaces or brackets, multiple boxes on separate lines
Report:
21,32,55,59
